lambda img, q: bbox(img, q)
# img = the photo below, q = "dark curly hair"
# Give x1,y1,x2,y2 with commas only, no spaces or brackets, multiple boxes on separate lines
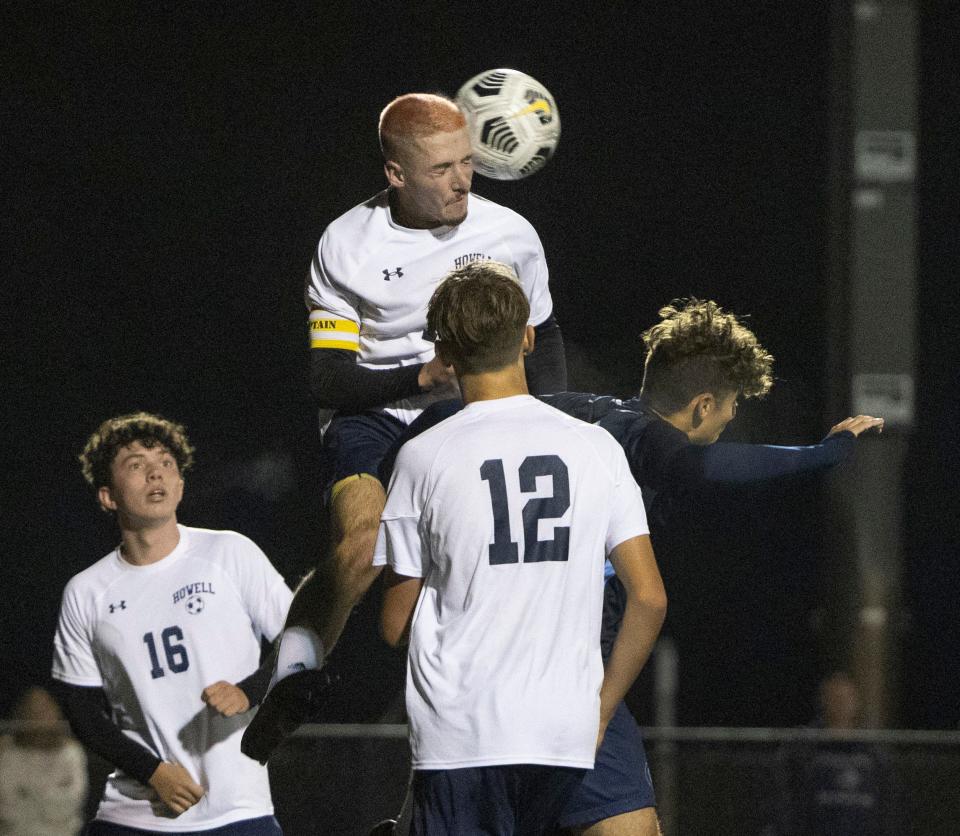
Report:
79,412,195,489
640,299,774,414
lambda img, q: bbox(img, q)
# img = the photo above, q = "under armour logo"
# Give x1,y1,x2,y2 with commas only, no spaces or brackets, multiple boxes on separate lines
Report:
109,601,126,614
382,267,404,281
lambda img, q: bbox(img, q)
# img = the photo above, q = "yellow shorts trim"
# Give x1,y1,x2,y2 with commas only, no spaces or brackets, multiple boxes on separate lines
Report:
330,472,381,502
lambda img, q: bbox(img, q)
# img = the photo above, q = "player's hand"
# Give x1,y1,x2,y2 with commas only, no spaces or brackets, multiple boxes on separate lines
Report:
201,681,250,717
148,761,205,815
827,415,884,438
417,355,458,392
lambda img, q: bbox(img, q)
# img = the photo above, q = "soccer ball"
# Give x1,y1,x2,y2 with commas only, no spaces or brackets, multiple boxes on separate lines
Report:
455,69,560,180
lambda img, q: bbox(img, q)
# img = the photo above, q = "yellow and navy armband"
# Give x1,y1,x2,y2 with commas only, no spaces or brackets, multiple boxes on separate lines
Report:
309,310,359,352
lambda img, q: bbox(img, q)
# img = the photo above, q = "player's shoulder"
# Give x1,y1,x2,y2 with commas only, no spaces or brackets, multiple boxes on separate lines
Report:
323,190,389,231
597,398,654,431
318,191,391,258
467,193,538,234
62,548,120,596
599,400,687,451
179,527,276,589
181,525,263,558
511,395,618,448
395,410,460,461
540,392,625,424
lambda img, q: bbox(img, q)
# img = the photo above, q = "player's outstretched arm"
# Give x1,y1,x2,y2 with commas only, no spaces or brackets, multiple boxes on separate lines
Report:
201,681,250,717
599,535,667,747
148,762,205,815
658,414,885,489
380,568,424,647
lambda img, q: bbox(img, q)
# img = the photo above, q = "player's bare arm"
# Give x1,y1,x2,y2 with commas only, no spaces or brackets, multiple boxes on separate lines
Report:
598,535,667,748
148,761,205,815
381,568,423,647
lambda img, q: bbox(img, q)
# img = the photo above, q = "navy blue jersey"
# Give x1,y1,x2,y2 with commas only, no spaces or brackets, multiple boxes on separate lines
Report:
384,393,857,531
541,393,856,529
380,392,861,828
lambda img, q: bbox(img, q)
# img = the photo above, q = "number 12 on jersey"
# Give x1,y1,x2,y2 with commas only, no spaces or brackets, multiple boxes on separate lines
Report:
480,455,570,565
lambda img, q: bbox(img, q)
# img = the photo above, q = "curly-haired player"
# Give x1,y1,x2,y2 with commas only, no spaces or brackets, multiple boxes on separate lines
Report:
53,412,292,835
380,298,882,836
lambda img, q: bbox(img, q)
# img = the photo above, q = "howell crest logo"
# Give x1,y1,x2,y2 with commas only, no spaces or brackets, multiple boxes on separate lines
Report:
173,582,215,615
454,253,489,269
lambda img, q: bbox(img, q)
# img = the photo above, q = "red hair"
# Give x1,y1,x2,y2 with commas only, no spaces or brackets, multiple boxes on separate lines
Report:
379,93,466,162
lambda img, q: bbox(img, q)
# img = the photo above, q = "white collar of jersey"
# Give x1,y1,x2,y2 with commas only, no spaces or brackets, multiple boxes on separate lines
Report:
115,525,190,572
461,394,536,415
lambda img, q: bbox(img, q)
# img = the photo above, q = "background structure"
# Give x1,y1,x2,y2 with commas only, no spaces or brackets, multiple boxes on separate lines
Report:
4,1,958,738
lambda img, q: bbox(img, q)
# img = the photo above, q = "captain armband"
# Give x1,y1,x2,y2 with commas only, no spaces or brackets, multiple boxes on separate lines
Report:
309,310,360,352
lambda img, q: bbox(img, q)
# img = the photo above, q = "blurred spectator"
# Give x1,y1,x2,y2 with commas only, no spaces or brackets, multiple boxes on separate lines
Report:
765,672,899,835
0,686,87,835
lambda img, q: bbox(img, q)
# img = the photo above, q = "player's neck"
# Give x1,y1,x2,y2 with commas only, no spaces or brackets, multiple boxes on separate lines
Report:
389,189,443,230
117,517,181,566
458,365,529,404
640,393,691,437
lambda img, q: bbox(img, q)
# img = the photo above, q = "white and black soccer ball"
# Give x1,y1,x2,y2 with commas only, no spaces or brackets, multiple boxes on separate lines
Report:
456,69,560,181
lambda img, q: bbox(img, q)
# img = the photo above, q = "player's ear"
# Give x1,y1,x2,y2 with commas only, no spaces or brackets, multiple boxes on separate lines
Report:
98,485,117,513
384,159,405,188
435,340,453,367
690,392,714,427
521,324,535,356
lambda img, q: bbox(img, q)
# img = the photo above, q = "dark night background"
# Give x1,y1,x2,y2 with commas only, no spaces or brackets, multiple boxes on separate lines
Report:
3,1,959,734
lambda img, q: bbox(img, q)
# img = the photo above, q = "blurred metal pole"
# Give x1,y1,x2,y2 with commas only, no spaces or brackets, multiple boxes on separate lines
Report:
653,636,678,833
827,0,917,727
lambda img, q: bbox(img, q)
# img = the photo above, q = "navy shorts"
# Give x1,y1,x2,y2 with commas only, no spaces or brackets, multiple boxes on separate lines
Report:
553,575,656,830
84,815,283,835
320,410,408,494
411,764,586,836
554,701,656,830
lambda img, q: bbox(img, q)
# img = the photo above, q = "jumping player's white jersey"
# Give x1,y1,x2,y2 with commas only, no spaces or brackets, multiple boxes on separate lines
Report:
374,395,648,769
52,526,292,832
306,190,553,424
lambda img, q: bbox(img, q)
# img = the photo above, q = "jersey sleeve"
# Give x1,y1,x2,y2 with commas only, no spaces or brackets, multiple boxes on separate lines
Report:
51,581,103,687
693,433,857,483
374,443,432,578
508,214,553,327
305,231,363,354
231,535,293,643
605,441,649,553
